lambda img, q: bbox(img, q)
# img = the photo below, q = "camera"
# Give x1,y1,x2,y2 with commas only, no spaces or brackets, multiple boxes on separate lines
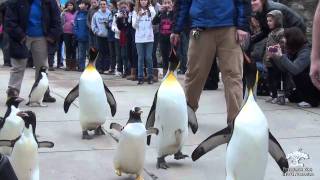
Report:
268,46,278,53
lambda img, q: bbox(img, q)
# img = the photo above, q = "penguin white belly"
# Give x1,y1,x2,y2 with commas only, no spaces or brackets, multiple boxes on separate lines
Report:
0,107,24,155
156,85,188,157
30,76,49,103
226,101,269,180
79,72,108,130
11,135,39,180
114,123,146,174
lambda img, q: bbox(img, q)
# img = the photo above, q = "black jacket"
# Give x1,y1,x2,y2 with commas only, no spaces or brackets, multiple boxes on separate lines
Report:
251,0,306,45
4,0,62,58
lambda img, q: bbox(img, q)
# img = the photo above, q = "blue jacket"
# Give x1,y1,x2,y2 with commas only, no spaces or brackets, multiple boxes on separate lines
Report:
173,0,251,33
74,10,89,42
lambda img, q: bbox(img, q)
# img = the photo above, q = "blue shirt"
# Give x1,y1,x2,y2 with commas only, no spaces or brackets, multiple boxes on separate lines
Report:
27,0,44,37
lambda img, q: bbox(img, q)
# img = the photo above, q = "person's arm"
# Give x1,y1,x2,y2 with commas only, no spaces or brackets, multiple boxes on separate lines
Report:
112,14,120,33
4,1,26,43
150,6,156,19
234,0,251,32
87,10,92,30
152,11,161,25
172,0,191,34
310,1,320,90
73,14,78,37
273,47,311,76
116,16,124,30
91,14,98,35
132,11,139,29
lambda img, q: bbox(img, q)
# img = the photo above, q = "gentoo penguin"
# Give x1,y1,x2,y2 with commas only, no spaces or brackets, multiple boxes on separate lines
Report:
64,49,117,139
146,49,198,169
0,97,25,155
27,66,49,107
110,107,158,180
0,111,54,180
191,62,289,179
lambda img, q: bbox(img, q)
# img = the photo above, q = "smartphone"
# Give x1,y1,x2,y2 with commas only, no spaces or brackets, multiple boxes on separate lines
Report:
268,47,278,53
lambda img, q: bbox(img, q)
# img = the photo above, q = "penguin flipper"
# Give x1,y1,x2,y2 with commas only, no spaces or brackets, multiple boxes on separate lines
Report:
29,76,41,97
110,123,123,132
64,84,79,113
191,127,231,161
146,127,159,135
103,83,117,117
38,141,54,148
269,131,289,173
146,90,158,145
187,104,198,134
0,136,19,147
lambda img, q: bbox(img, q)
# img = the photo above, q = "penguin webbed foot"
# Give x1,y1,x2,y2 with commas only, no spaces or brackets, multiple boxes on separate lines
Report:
174,151,189,160
94,126,106,136
136,175,144,180
157,156,169,169
82,131,93,140
115,168,122,176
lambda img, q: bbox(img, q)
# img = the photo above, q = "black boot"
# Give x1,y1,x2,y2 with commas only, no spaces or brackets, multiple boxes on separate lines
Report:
0,154,18,180
43,88,56,103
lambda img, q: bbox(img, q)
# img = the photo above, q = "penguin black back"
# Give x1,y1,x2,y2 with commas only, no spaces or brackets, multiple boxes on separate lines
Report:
88,48,99,64
17,111,37,136
37,66,47,78
243,61,258,93
126,107,143,124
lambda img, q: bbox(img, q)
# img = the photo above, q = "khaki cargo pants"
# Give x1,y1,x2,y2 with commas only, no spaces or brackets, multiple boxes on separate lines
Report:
185,27,243,123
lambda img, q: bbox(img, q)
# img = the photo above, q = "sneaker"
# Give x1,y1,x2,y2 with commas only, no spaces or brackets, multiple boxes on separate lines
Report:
297,101,312,108
276,96,286,105
137,80,144,85
115,71,122,77
148,79,153,84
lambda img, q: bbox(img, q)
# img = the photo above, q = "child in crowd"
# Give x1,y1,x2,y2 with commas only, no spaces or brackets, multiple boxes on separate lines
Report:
132,0,156,85
91,0,111,73
62,1,77,71
115,0,131,78
74,0,90,71
152,0,174,76
265,10,285,104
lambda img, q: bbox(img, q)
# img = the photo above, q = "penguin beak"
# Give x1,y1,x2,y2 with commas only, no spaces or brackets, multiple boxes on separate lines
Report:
15,97,24,104
16,111,29,118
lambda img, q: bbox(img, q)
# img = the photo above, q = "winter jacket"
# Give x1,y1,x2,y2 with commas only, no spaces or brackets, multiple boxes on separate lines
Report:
252,0,306,45
74,10,88,42
173,0,251,33
62,11,76,34
152,10,174,36
132,6,156,43
5,0,62,59
91,9,110,37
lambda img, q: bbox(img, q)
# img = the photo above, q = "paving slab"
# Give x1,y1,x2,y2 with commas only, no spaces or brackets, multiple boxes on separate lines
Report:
0,65,319,180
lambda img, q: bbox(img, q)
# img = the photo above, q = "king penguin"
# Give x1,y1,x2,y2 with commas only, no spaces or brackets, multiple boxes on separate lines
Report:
146,48,198,169
64,48,117,139
191,62,289,179
27,66,49,107
110,107,158,180
0,97,25,155
0,111,54,180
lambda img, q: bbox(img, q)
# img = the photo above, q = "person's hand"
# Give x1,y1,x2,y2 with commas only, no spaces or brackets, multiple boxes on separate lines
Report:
138,10,145,16
20,37,26,44
159,5,165,12
267,44,282,59
170,33,180,47
236,29,249,46
310,58,320,90
46,37,55,43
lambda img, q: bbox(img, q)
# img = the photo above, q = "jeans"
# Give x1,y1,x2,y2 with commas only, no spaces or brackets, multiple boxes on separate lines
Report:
136,42,153,80
115,39,128,73
152,32,159,68
159,35,171,72
96,36,109,71
108,41,116,71
177,31,189,73
48,41,58,67
63,33,76,60
77,41,88,70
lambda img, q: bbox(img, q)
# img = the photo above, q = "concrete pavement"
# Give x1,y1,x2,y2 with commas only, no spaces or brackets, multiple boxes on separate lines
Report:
0,64,319,180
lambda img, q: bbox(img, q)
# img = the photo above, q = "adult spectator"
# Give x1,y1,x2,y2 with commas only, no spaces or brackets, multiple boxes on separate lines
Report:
5,0,62,101
171,0,251,124
268,27,320,107
0,1,10,67
251,0,306,45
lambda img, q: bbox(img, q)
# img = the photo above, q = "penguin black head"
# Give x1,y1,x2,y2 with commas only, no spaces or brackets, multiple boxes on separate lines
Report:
39,66,47,73
88,48,99,64
6,96,24,108
17,111,36,134
243,61,258,92
168,48,180,72
127,107,143,124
